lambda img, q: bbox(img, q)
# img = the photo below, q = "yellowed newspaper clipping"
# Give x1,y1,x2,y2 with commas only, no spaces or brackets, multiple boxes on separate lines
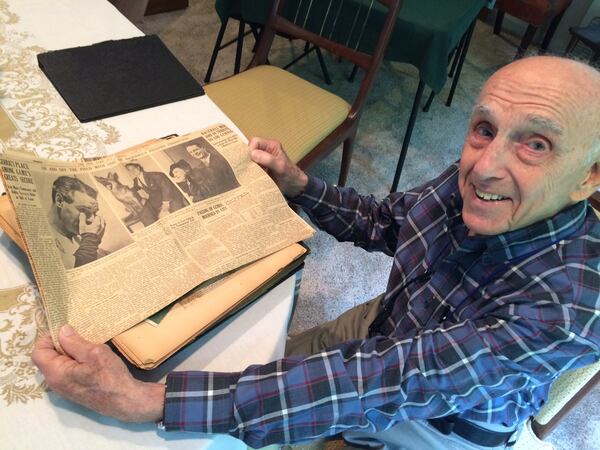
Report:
0,124,314,346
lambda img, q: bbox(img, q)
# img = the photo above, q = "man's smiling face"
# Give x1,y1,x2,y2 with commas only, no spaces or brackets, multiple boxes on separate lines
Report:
458,57,600,236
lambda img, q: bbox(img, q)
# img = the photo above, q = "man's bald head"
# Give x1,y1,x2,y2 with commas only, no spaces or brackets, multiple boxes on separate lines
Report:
481,56,600,163
458,56,600,236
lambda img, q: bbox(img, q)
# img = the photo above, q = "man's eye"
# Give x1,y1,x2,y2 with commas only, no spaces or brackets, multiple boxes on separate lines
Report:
474,124,493,138
526,140,548,152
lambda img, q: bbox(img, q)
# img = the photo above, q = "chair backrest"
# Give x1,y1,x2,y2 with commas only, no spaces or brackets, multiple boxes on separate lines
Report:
250,0,403,119
531,343,600,439
591,191,600,212
496,0,573,26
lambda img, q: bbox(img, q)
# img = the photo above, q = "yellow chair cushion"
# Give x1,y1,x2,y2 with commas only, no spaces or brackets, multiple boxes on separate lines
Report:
205,65,351,163
534,360,600,425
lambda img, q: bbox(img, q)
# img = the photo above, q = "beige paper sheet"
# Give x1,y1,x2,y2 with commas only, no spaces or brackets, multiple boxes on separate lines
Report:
0,194,306,369
0,125,314,348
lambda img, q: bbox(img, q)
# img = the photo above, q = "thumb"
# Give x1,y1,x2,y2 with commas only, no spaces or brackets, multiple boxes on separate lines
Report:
251,148,277,171
58,325,97,363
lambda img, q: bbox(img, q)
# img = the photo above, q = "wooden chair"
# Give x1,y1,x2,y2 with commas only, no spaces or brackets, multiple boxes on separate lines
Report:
590,191,600,211
530,362,600,440
108,0,149,23
205,0,332,85
494,0,573,59
565,17,600,65
204,0,403,186
204,0,264,83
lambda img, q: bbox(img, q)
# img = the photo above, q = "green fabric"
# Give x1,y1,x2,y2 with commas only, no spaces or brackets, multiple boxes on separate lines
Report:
214,0,270,25
214,0,236,24
386,0,487,92
212,0,487,92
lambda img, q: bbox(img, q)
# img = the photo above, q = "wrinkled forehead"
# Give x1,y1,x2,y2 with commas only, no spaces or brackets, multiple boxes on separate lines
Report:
474,69,597,136
481,60,600,123
480,71,578,122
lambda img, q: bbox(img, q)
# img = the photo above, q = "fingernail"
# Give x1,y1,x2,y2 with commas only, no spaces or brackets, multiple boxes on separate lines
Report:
61,325,74,337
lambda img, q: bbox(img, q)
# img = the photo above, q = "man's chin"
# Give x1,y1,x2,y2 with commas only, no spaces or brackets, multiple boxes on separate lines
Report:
463,215,508,236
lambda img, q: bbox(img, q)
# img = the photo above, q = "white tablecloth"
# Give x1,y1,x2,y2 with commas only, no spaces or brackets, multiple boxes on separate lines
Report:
0,0,296,448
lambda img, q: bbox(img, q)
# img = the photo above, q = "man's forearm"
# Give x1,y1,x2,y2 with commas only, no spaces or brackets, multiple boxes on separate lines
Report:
283,166,308,198
73,233,101,267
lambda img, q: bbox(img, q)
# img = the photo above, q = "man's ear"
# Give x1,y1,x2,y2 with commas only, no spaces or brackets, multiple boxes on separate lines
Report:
55,192,65,207
571,162,600,202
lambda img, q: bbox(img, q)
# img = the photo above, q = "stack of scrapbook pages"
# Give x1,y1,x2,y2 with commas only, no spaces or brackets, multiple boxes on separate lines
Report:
0,124,313,368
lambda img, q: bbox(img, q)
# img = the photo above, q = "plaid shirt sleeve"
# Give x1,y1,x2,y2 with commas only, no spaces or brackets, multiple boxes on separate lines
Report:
287,164,461,255
287,174,429,255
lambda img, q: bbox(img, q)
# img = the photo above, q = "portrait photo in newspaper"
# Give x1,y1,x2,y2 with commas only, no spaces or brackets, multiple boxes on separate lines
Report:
161,137,240,203
37,173,134,269
94,155,189,232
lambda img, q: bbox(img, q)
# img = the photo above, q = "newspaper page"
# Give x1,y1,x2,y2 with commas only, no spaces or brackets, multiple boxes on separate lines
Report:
0,124,314,346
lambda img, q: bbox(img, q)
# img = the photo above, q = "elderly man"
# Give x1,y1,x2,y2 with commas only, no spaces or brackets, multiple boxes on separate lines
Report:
33,56,600,449
48,176,107,269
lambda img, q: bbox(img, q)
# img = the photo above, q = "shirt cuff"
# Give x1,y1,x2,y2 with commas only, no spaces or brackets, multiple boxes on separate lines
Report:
286,175,329,211
162,371,237,434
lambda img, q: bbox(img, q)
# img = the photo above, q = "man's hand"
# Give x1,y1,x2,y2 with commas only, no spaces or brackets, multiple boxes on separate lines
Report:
249,137,308,197
78,213,106,238
159,202,170,219
32,325,165,423
137,189,150,200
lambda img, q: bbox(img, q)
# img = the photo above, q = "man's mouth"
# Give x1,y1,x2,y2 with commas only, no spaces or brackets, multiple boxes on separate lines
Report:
474,188,508,202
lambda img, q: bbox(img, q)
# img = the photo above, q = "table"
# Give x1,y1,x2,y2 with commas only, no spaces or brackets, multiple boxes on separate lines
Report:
0,0,298,448
216,0,486,93
211,0,488,190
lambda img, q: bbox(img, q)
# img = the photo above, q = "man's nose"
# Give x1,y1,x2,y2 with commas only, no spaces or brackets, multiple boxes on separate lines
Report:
86,213,96,224
472,136,508,180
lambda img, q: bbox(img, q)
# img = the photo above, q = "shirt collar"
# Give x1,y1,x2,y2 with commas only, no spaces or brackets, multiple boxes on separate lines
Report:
467,201,588,264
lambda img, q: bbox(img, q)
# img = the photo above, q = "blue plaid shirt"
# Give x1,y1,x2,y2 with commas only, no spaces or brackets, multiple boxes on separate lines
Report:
164,164,600,447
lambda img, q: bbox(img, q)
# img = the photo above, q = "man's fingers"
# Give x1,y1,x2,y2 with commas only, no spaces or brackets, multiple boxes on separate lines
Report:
32,333,61,368
58,325,100,363
248,137,283,156
32,333,76,375
248,136,270,152
251,148,277,170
